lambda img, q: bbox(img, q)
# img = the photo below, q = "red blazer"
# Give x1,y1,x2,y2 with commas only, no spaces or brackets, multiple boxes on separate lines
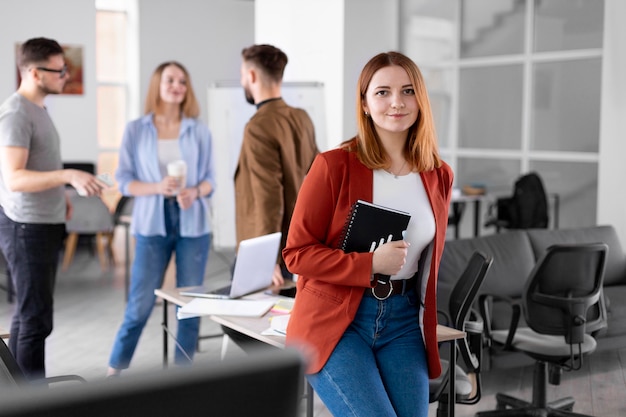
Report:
283,145,453,376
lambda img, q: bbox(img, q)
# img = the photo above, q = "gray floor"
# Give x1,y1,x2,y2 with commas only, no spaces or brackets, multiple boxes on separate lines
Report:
0,232,234,381
1,228,624,416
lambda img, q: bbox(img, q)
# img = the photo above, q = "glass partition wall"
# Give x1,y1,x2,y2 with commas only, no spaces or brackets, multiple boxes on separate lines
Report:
400,0,604,232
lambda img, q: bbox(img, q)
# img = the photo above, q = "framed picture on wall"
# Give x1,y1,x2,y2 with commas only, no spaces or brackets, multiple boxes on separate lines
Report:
15,42,84,95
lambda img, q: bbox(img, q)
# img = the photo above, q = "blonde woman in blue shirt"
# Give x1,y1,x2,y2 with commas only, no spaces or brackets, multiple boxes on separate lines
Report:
107,62,215,376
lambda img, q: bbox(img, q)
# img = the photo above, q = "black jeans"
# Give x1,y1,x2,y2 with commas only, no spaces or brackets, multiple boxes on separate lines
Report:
0,207,65,380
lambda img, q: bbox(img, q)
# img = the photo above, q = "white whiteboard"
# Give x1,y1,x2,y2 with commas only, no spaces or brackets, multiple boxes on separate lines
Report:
207,81,326,249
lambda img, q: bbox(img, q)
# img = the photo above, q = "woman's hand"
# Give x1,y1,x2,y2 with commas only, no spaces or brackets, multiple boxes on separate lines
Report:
372,240,410,276
157,176,180,196
176,187,197,210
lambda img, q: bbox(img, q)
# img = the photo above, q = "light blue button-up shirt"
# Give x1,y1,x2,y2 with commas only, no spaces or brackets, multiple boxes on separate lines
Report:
116,113,216,237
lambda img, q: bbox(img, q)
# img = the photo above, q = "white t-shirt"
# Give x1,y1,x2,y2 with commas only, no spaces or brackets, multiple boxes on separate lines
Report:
157,138,182,177
373,169,435,280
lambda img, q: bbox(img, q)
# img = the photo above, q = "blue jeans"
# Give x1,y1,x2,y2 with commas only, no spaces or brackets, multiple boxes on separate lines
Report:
0,207,65,380
307,291,429,417
109,199,210,369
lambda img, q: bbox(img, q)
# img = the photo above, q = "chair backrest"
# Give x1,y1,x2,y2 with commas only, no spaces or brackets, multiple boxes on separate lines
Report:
62,162,95,175
523,243,608,345
66,195,114,233
505,172,549,229
113,196,134,225
0,338,26,387
429,250,493,406
449,251,493,371
449,251,493,330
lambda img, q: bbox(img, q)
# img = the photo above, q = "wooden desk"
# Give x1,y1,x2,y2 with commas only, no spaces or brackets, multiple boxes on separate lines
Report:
155,287,466,417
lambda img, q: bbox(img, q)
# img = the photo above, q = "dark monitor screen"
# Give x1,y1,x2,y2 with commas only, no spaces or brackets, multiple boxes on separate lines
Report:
0,348,304,417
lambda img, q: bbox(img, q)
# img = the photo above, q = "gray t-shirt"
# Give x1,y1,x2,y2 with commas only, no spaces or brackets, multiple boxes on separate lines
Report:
0,93,65,224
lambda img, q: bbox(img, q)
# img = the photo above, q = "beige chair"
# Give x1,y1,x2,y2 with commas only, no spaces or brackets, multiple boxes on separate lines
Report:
62,193,114,271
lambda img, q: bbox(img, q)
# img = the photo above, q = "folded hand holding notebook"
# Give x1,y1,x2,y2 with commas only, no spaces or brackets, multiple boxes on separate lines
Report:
339,200,411,253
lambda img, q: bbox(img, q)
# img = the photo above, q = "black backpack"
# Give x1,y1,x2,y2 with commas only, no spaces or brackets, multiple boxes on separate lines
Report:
493,172,549,229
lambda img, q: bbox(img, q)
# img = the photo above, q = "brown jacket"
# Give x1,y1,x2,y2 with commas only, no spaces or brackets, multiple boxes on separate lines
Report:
234,98,318,266
283,145,453,376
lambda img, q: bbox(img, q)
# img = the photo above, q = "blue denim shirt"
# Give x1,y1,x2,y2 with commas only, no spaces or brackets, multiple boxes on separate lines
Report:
116,113,216,237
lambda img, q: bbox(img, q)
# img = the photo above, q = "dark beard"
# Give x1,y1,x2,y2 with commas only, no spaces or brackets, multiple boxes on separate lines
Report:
243,88,255,105
40,83,63,95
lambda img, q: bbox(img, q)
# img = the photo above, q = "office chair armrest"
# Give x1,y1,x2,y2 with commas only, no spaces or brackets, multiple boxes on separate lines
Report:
464,320,483,334
479,293,522,350
459,309,484,372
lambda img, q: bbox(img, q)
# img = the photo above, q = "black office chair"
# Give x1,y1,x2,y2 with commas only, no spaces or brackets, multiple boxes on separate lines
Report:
484,172,549,233
476,243,608,417
62,162,96,175
0,337,86,388
109,196,134,264
430,251,493,417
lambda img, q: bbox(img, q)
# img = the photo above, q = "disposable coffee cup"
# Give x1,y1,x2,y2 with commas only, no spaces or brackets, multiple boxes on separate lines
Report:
167,160,187,195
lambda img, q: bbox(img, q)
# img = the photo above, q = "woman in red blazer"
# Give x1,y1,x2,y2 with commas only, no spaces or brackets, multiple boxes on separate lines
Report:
283,52,453,417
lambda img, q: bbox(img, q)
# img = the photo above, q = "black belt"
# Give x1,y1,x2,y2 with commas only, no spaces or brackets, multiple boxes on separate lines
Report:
365,274,417,300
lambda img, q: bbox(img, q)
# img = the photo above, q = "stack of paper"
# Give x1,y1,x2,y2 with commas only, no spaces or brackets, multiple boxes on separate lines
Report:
270,298,295,314
177,298,275,320
262,314,291,337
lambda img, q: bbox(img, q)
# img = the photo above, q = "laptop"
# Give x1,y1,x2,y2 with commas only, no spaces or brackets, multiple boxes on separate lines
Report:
180,232,282,299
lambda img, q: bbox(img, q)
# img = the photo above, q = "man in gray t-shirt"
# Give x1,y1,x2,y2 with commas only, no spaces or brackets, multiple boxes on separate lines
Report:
0,37,106,380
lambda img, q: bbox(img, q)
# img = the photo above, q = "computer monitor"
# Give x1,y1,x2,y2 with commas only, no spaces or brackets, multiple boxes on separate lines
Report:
0,348,305,417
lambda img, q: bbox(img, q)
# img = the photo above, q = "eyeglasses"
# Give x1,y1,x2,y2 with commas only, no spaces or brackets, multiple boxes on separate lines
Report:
36,65,69,78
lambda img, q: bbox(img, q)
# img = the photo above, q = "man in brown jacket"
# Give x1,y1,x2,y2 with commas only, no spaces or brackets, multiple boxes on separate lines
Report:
235,44,318,286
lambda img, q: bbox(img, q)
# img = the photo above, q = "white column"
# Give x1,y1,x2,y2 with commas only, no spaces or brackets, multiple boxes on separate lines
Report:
598,0,626,244
255,0,399,150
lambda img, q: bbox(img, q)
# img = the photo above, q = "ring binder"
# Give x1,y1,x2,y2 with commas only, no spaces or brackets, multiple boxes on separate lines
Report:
338,200,411,254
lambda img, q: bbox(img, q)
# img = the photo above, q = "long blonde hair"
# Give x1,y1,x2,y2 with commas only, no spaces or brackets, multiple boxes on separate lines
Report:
344,51,441,172
144,61,199,118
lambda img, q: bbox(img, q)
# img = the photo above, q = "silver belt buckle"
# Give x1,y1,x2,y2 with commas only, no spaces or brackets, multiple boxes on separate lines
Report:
371,277,393,300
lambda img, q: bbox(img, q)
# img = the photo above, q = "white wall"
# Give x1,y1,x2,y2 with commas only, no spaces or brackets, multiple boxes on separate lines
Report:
0,0,254,163
255,0,343,150
343,0,399,141
0,0,98,162
137,0,254,124
2,0,626,245
256,0,399,150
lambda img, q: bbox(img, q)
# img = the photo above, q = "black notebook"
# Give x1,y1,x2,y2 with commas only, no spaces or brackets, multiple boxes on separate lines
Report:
339,200,411,253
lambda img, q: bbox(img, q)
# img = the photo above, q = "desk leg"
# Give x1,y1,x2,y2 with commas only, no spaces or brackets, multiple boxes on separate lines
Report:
448,340,456,417
124,224,130,302
451,202,461,240
473,200,481,237
162,299,169,368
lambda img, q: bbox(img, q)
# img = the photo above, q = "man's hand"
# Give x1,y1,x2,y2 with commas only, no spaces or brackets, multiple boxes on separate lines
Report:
272,263,285,286
68,169,107,197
